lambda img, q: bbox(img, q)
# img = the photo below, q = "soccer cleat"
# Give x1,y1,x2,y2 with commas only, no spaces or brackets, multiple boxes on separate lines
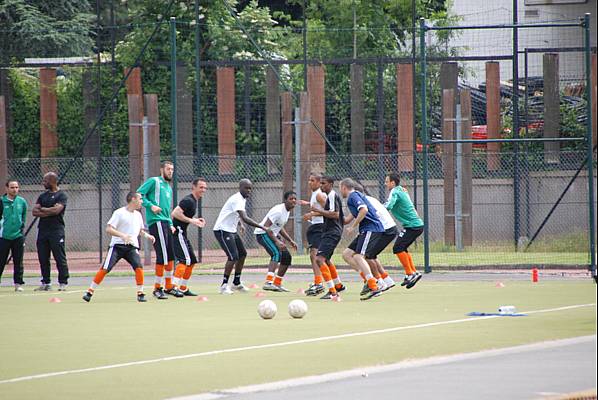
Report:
165,287,184,298
406,272,422,289
14,285,24,292
400,275,410,287
231,283,249,293
273,284,290,293
305,283,325,296
263,282,276,291
34,284,51,291
82,291,93,302
219,284,233,295
377,279,388,292
319,291,339,300
383,277,396,290
58,284,68,291
360,283,370,296
360,288,382,301
335,284,347,293
137,293,147,302
153,288,168,299
181,289,198,296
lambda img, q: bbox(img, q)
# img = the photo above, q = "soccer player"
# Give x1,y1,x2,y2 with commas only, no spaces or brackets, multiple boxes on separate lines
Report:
0,180,27,292
339,178,384,300
213,179,269,295
310,176,345,300
171,178,207,296
82,192,155,303
32,172,69,291
385,173,424,289
137,161,181,299
300,173,326,296
255,191,298,292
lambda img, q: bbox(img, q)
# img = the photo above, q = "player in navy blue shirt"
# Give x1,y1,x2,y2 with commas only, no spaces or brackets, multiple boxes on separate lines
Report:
339,178,384,300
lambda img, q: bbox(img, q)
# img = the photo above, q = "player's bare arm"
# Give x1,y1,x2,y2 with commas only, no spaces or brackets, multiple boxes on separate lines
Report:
238,210,269,231
347,206,368,234
279,228,297,250
32,203,64,217
310,205,338,220
172,206,205,228
263,218,285,250
106,224,134,245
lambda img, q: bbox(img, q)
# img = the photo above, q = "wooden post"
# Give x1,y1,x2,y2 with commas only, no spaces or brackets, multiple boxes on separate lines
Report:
127,94,144,192
350,64,365,155
0,70,13,159
543,53,560,164
40,68,58,158
144,94,161,177
460,90,473,247
486,62,501,171
397,63,414,172
0,96,7,181
82,70,100,157
217,67,235,174
442,89,455,246
266,67,281,173
281,91,293,237
176,66,193,175
307,65,325,170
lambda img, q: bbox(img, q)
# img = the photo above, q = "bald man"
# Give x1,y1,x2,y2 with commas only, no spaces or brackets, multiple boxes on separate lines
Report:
213,179,269,294
32,172,69,291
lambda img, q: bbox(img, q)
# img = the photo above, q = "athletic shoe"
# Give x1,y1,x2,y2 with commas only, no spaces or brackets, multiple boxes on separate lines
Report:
320,291,339,300
181,289,198,296
165,288,184,298
335,284,347,293
305,283,324,296
360,283,370,296
219,284,233,295
153,288,168,299
406,272,422,289
231,283,249,293
383,277,396,290
82,291,93,302
360,288,382,301
377,279,388,292
14,285,24,292
137,293,147,302
34,284,51,291
58,284,68,291
263,282,276,291
273,284,290,292
400,275,410,287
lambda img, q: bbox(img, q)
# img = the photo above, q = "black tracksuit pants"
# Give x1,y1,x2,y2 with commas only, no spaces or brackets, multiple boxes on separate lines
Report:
0,237,25,285
37,230,69,284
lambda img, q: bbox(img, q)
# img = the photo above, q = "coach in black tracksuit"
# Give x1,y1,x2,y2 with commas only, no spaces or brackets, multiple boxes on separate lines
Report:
32,172,69,291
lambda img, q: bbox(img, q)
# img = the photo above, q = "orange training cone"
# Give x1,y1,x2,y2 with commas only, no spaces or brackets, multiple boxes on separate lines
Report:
49,297,62,303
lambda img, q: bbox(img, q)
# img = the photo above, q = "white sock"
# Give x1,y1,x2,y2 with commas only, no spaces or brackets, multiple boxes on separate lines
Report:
384,276,395,285
137,285,143,293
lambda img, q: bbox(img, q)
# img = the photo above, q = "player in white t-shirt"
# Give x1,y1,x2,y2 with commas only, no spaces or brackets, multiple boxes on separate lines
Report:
83,192,155,303
213,179,269,294
254,191,298,292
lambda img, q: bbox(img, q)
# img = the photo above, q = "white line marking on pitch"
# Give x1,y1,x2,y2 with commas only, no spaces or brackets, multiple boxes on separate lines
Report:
166,335,597,400
0,286,131,298
0,303,594,385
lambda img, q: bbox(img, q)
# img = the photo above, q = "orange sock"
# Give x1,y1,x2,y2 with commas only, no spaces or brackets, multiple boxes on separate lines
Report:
373,270,381,279
134,268,144,294
328,263,343,289
396,252,414,275
266,272,275,282
359,272,366,282
93,269,108,285
274,276,282,286
407,253,417,273
174,263,186,280
165,261,174,290
319,264,336,293
367,277,378,291
154,264,165,289
380,271,389,279
314,275,323,285
179,265,195,291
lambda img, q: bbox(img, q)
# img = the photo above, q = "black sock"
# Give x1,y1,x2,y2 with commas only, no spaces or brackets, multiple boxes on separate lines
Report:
233,273,242,285
222,274,230,285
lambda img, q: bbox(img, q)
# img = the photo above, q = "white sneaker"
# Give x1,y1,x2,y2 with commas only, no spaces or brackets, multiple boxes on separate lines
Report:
377,279,387,292
58,284,68,291
219,284,233,295
231,283,249,293
383,276,396,289
14,285,24,292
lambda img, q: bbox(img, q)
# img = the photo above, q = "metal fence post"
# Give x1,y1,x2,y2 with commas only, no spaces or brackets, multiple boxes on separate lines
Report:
512,0,521,250
420,18,431,274
376,60,386,200
194,0,203,263
583,13,596,277
142,116,152,266
294,107,304,255
170,17,178,205
455,103,463,251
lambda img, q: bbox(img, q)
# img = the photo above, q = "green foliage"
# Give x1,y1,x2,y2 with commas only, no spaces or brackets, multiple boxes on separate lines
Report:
7,69,39,158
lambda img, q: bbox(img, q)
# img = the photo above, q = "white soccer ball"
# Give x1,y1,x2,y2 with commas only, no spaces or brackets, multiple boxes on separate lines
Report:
288,299,308,319
257,300,277,320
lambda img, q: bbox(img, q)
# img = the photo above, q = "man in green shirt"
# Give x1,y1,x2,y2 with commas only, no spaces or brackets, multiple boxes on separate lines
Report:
137,161,181,299
385,173,424,289
0,180,27,291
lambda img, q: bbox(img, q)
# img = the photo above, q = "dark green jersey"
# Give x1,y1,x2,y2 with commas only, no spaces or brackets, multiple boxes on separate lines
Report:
0,195,27,240
137,176,173,227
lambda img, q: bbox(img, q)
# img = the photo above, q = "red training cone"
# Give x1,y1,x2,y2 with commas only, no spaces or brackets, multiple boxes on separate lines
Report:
197,296,209,302
495,282,505,288
249,283,259,289
254,292,266,298
49,297,62,303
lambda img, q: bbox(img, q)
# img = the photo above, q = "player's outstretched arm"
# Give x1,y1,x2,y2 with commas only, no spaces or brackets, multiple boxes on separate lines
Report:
347,206,367,233
238,210,268,231
279,228,297,250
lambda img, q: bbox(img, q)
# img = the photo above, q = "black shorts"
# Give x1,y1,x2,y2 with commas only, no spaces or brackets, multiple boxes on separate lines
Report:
214,230,247,261
393,226,424,253
365,227,397,259
348,231,386,259
174,227,198,266
102,244,142,272
149,221,175,264
255,234,292,265
316,232,341,260
306,223,324,249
